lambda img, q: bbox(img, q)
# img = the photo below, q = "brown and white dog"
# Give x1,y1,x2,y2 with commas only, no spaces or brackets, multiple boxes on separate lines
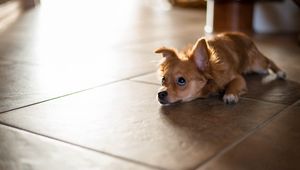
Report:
155,32,286,105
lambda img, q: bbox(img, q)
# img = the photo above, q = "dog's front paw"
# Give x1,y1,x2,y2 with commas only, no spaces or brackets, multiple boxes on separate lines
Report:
276,71,286,80
223,94,239,104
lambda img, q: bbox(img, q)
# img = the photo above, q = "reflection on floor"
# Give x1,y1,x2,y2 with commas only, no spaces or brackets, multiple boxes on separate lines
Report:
0,0,299,170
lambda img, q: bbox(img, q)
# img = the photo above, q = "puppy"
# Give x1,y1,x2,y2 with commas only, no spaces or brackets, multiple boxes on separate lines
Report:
155,32,286,105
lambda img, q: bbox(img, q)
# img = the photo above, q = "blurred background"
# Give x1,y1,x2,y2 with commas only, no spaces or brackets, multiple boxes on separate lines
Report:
0,0,300,170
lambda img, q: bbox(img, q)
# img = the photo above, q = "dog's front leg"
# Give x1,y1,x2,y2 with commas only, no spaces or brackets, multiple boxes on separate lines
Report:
223,75,247,104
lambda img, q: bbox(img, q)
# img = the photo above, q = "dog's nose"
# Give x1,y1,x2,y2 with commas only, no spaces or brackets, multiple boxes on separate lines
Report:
158,91,168,100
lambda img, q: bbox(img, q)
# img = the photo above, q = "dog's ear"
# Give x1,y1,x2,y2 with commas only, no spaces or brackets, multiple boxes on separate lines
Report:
191,38,209,71
154,47,177,59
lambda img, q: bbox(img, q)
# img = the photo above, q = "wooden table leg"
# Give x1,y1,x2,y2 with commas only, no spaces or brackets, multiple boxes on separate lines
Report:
205,0,254,34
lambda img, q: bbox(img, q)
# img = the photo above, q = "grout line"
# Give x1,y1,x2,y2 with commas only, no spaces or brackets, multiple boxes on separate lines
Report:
192,100,299,170
126,72,156,81
0,80,121,114
0,70,156,114
129,79,160,86
240,96,289,106
122,71,157,80
0,121,168,170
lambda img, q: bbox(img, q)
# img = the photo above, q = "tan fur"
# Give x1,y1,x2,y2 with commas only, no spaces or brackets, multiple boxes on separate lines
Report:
155,32,286,105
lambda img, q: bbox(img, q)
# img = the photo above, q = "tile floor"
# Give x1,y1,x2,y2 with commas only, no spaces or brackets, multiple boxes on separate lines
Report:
0,0,299,170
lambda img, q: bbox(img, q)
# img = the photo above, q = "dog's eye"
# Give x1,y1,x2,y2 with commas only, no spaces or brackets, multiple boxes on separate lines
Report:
177,77,186,86
161,77,166,85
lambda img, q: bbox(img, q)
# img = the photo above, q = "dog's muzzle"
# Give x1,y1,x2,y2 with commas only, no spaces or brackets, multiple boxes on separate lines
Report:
158,91,168,104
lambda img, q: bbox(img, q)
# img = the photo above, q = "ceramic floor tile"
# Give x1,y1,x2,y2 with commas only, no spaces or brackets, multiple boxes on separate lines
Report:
243,74,300,105
1,0,205,52
0,0,205,113
0,124,156,170
0,48,157,113
198,100,300,170
0,81,285,170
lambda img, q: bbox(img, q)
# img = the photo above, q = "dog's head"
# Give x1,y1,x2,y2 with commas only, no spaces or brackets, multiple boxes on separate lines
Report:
155,38,211,105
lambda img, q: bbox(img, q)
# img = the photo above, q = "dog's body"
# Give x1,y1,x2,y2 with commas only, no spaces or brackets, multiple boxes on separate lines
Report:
155,32,286,105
